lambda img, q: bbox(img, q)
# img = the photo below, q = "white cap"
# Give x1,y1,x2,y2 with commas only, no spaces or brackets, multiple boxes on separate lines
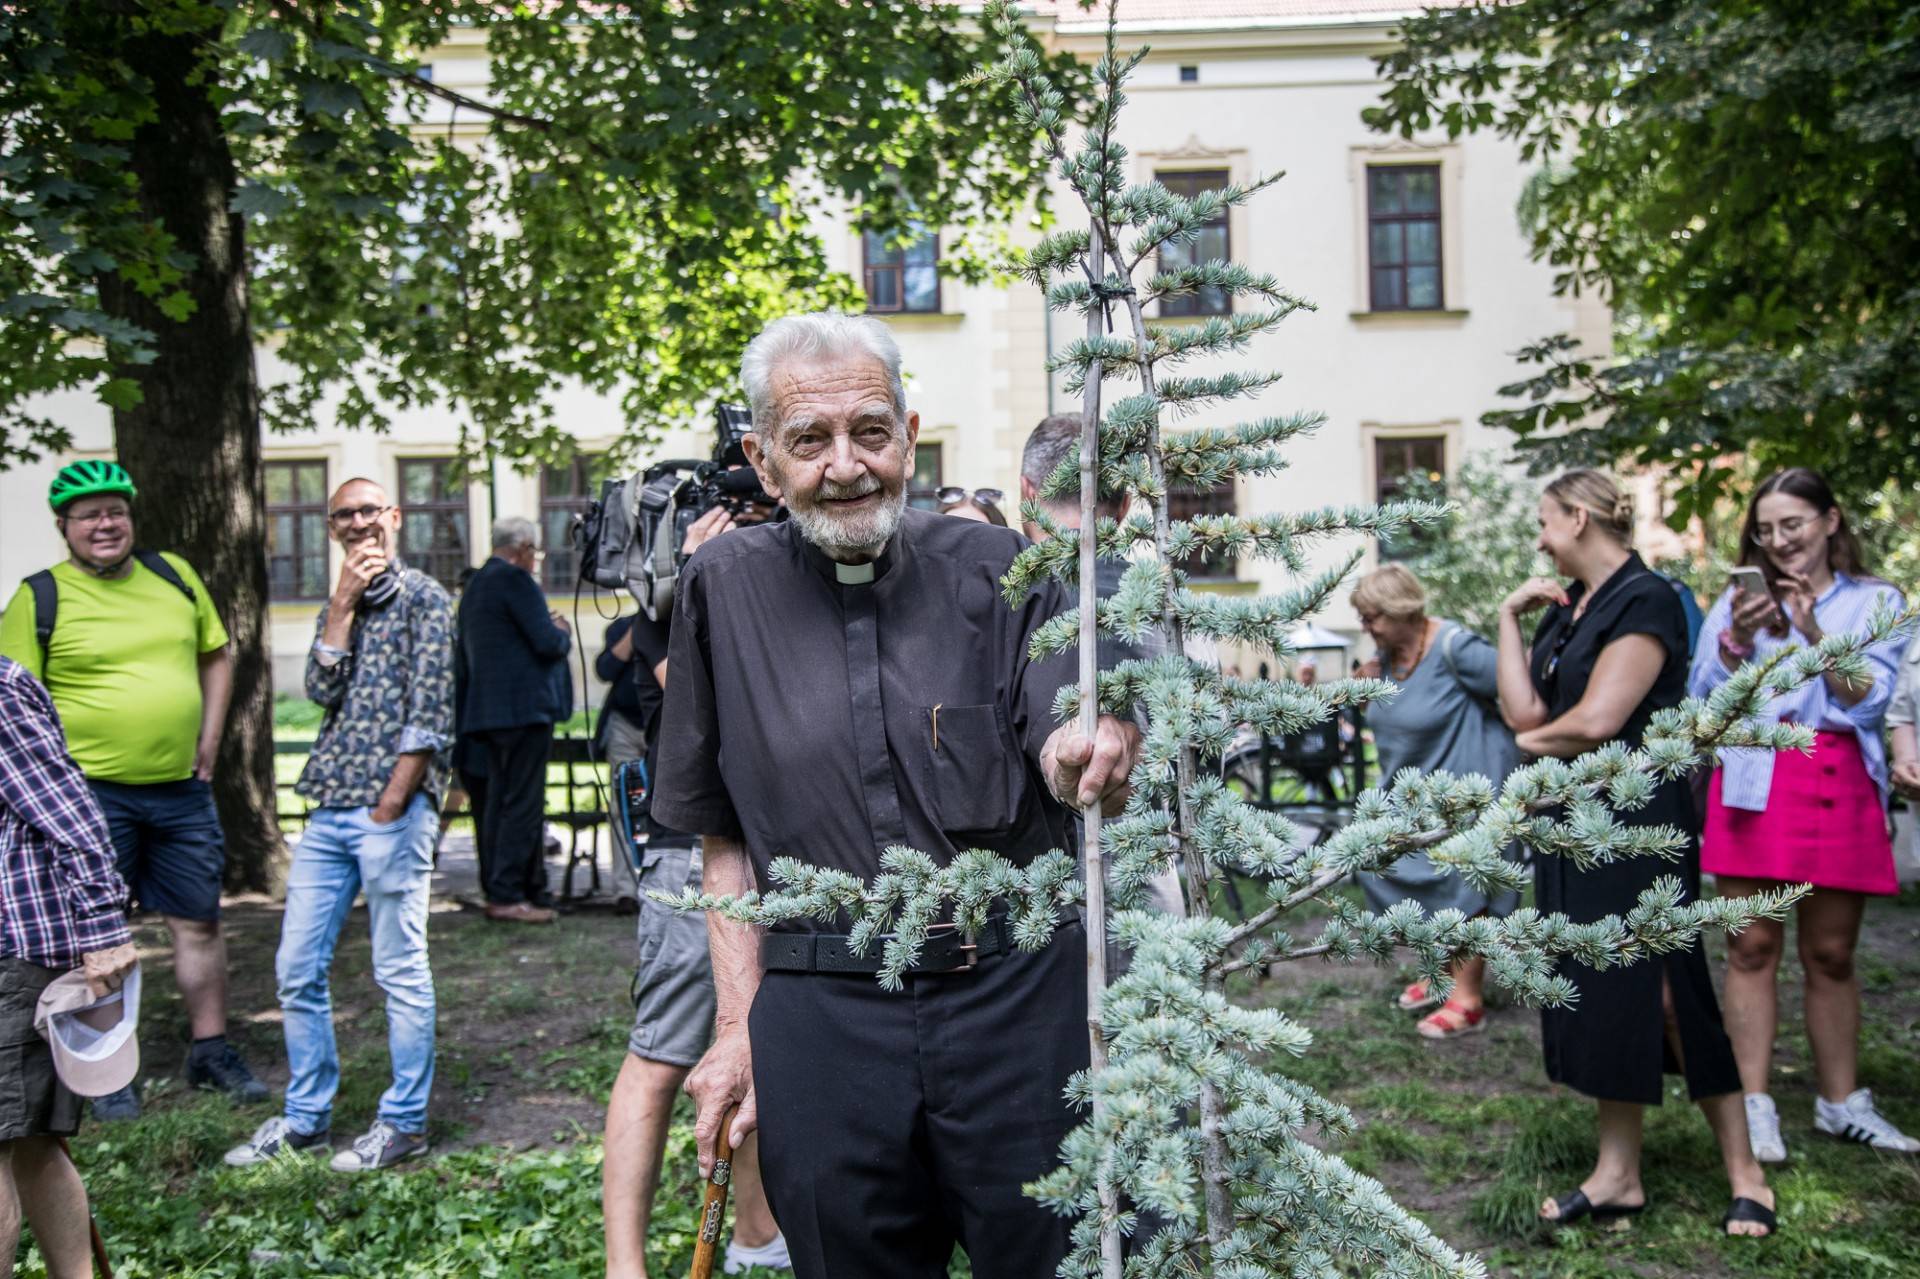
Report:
34,966,141,1098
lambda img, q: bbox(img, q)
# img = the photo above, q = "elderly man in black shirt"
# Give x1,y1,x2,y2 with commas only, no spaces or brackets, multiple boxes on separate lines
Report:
652,312,1140,1279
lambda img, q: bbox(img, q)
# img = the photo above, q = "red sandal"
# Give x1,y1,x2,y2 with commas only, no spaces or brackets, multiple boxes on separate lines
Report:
1416,998,1486,1040
1395,979,1441,1013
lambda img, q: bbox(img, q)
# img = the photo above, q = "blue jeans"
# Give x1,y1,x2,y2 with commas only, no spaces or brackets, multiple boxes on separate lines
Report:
277,794,437,1136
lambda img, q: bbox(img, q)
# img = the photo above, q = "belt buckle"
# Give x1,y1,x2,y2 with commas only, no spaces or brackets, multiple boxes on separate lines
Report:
925,921,979,973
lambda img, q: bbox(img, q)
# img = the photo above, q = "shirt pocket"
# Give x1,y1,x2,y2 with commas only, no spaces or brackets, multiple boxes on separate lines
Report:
917,703,1018,838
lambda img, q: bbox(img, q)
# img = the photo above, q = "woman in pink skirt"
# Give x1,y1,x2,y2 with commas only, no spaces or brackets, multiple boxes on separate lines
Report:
1689,468,1917,1162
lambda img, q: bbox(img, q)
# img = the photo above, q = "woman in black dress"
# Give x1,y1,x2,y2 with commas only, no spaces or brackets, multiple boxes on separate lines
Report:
1494,470,1775,1238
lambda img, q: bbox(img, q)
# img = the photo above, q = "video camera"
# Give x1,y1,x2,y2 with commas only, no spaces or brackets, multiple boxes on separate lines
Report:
572,402,783,621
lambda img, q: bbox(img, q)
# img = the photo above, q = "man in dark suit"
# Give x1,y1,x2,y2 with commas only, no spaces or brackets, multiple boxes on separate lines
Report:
454,516,572,924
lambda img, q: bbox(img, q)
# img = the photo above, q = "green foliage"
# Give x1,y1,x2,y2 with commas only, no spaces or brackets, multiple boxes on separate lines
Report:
0,0,1085,469
24,1097,689,1278
1397,452,1546,640
1368,1,1920,523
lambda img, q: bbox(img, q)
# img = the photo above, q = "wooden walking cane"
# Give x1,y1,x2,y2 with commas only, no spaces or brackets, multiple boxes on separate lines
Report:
55,1137,113,1279
689,1104,740,1279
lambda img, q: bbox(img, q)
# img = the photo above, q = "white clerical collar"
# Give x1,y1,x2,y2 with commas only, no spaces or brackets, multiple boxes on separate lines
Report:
834,561,876,585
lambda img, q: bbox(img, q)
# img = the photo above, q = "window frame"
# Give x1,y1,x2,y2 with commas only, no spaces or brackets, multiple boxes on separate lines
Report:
395,456,470,592
263,458,330,603
1371,433,1448,560
539,455,600,591
907,441,944,511
862,225,942,315
1155,169,1233,319
1168,478,1239,580
1366,164,1444,313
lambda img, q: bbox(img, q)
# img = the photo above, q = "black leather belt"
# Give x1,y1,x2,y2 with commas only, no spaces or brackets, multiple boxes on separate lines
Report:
761,916,1016,976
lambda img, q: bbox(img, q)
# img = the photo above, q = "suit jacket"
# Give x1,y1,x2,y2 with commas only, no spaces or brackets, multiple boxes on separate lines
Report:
454,556,573,736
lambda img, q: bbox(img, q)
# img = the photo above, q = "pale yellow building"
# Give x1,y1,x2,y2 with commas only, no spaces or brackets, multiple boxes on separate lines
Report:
0,1,1606,694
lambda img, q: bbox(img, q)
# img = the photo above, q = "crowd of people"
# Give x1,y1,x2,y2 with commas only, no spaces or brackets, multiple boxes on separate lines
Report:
0,311,1916,1277
1350,465,1917,1239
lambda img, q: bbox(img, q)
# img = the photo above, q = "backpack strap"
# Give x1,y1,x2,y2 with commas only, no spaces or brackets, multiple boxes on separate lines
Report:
133,550,197,606
26,569,56,660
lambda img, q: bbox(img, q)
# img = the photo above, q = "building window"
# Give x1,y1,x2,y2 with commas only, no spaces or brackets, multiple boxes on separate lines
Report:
264,460,329,602
1169,480,1237,579
1156,170,1231,318
1367,165,1443,311
1179,65,1199,83
907,442,943,510
397,456,469,591
1373,434,1447,559
863,226,940,314
541,455,600,590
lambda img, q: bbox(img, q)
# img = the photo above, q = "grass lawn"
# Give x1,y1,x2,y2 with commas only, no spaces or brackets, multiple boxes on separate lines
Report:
20,855,1918,1276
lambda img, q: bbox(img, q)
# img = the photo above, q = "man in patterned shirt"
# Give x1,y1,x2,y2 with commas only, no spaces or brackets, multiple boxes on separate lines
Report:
0,655,137,1277
224,477,454,1174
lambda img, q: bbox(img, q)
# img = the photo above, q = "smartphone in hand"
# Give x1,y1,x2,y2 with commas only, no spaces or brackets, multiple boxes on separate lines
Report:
1730,566,1771,599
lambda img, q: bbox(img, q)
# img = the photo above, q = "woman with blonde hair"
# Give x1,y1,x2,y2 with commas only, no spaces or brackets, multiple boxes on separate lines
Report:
1351,563,1519,1040
1497,468,1773,1237
1688,468,1915,1160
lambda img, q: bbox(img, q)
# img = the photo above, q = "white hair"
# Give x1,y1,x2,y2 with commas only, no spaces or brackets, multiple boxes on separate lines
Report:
491,515,538,551
739,312,908,447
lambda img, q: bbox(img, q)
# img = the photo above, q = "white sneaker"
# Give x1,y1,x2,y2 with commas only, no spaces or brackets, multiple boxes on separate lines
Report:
1744,1093,1787,1163
328,1119,430,1172
724,1232,792,1274
223,1116,331,1167
1814,1089,1920,1153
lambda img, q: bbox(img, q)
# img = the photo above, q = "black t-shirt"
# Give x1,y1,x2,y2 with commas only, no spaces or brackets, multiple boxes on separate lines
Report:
618,609,678,839
595,616,651,726
1528,551,1689,748
650,509,1076,921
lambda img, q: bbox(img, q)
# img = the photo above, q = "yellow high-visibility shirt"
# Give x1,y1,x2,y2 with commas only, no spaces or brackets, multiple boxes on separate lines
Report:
0,555,229,785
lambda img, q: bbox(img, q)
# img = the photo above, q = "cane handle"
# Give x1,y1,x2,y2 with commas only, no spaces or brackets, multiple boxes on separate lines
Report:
688,1103,740,1279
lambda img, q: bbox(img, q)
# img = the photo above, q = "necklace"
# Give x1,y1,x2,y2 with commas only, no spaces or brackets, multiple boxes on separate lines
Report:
1388,620,1436,682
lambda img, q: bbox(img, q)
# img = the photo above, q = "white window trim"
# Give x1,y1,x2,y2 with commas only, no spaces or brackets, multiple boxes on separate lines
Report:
1349,142,1467,322
1134,134,1252,320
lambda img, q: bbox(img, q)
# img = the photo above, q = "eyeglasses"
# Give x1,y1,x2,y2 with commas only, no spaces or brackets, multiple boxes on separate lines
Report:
1749,515,1814,547
61,509,130,528
328,504,392,527
938,486,1004,507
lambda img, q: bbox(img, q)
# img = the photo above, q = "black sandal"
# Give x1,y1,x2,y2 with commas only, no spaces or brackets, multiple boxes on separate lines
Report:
1543,1188,1647,1226
1723,1196,1776,1237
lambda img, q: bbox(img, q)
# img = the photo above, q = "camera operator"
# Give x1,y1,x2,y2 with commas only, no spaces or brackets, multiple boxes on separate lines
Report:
602,499,786,1279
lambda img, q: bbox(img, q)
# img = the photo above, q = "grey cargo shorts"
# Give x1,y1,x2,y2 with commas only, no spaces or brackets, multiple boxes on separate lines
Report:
627,838,717,1068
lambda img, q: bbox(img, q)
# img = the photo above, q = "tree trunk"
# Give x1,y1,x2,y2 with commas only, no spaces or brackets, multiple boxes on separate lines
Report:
94,14,284,892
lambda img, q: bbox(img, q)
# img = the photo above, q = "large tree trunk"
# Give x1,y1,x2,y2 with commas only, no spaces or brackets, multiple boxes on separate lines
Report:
95,13,283,893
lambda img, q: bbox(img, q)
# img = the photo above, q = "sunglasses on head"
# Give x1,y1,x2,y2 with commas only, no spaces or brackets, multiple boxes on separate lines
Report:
938,486,1004,507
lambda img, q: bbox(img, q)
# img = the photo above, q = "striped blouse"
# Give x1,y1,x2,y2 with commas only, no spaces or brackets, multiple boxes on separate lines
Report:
1688,573,1907,811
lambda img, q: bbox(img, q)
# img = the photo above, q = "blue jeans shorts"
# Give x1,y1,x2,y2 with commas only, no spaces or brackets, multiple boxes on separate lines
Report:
89,777,226,922
627,838,716,1068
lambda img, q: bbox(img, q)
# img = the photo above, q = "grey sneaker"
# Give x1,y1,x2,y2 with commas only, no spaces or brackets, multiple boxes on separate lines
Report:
188,1040,270,1104
224,1116,331,1167
1815,1088,1920,1153
329,1119,429,1172
1745,1093,1787,1163
89,1083,141,1123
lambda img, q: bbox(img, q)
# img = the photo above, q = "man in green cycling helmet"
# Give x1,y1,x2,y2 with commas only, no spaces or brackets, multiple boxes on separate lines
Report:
0,459,265,1120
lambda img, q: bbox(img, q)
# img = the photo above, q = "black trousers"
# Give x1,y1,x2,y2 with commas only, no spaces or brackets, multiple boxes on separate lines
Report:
749,921,1089,1279
473,724,552,906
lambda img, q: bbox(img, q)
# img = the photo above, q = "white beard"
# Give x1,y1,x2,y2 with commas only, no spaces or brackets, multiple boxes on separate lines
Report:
786,472,908,561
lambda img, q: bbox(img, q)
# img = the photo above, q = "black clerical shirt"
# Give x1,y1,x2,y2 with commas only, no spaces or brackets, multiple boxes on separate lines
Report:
650,508,1078,925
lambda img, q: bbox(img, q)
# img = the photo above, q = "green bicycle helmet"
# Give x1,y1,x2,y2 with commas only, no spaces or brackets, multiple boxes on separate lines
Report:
49,459,137,513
